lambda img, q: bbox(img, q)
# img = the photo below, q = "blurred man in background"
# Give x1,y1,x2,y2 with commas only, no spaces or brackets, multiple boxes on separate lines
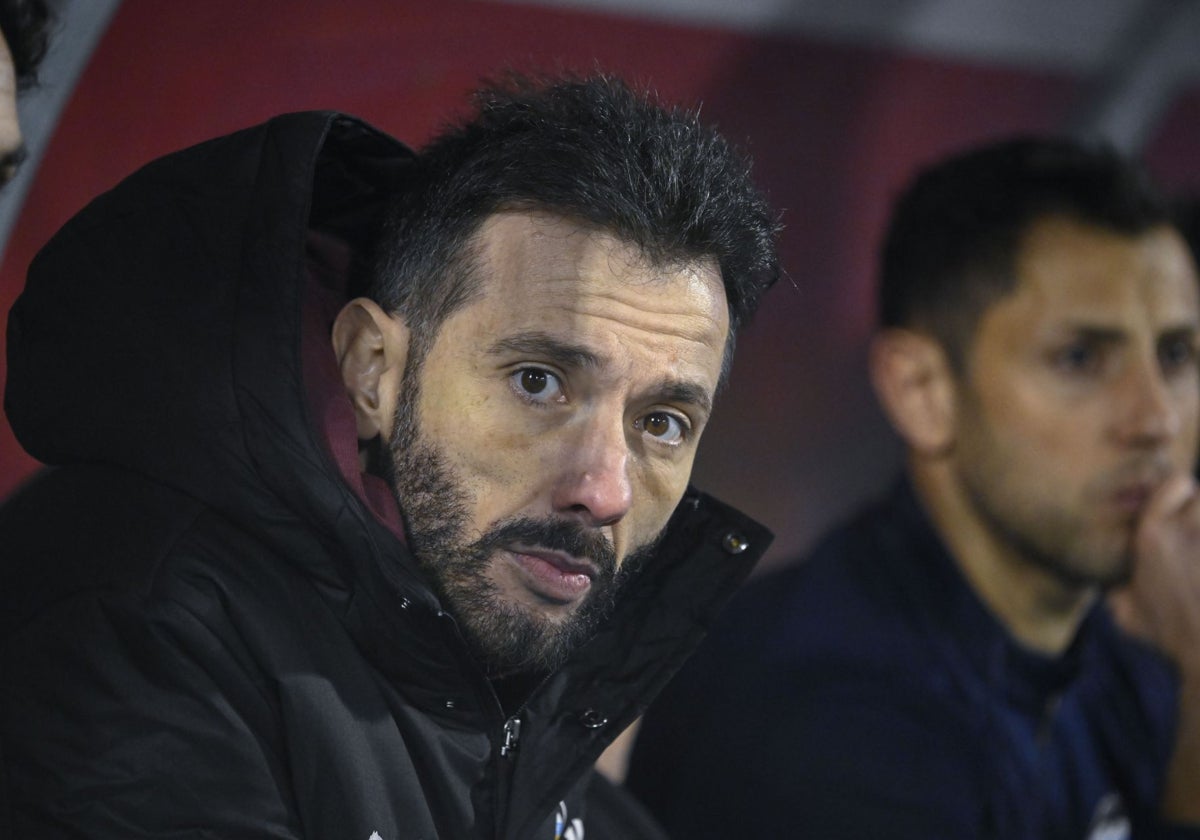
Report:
628,136,1200,838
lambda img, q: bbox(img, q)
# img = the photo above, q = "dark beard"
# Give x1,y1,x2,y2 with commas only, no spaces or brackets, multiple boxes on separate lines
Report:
969,491,1134,591
386,356,652,677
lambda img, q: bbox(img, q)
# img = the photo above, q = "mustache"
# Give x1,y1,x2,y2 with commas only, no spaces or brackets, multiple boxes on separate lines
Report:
475,517,617,578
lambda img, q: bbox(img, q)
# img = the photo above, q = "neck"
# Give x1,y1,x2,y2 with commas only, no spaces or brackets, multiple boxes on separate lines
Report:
909,459,1098,656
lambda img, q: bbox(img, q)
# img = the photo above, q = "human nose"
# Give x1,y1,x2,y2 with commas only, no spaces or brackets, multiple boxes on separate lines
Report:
1113,356,1181,447
551,416,634,527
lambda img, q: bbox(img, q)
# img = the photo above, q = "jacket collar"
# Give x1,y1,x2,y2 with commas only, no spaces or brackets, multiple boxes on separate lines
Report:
882,477,1109,716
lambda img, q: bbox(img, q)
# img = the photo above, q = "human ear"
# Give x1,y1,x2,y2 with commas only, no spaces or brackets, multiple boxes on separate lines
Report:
331,298,411,441
869,328,956,456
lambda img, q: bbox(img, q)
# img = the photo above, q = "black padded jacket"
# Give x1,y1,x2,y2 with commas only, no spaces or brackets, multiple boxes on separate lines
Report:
0,111,770,839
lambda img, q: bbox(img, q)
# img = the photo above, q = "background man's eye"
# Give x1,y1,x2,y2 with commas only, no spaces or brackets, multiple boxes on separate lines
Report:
1063,346,1092,367
1160,338,1197,371
520,369,549,394
1053,343,1100,375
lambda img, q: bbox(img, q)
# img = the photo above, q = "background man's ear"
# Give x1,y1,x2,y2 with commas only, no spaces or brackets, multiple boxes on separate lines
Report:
869,328,956,456
331,298,411,441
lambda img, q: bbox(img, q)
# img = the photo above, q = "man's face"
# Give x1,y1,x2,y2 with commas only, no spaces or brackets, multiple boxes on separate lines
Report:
387,211,729,675
951,215,1200,589
0,34,22,185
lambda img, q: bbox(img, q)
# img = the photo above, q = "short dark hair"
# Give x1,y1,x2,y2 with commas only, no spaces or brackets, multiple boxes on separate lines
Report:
369,73,780,376
879,136,1173,367
0,0,52,88
1175,196,1200,267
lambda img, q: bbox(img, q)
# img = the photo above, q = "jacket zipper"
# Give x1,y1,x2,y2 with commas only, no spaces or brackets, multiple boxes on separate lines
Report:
493,714,520,839
501,716,522,756
493,667,561,839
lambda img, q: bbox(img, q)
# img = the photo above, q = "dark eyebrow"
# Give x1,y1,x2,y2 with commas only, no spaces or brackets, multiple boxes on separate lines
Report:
657,379,713,418
488,331,715,417
1160,324,1200,344
1062,323,1200,343
488,332,600,370
1062,326,1125,345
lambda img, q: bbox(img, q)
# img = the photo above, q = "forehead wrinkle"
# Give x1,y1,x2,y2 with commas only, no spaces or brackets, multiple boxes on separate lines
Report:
541,278,726,348
476,211,727,342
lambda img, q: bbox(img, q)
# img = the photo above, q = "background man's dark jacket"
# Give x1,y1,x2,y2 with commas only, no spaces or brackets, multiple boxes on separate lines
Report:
0,111,770,839
628,479,1196,839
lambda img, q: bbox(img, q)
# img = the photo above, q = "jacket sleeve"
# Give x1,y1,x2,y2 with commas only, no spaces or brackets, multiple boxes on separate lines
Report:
1,588,303,839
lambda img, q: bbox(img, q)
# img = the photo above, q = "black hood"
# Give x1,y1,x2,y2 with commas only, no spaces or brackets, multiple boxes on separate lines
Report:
2,115,774,836
6,112,417,582
4,108,771,694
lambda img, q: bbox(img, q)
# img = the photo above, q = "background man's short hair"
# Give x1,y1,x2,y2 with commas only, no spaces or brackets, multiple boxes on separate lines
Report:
1175,196,1200,269
368,72,781,371
0,0,52,88
878,136,1173,367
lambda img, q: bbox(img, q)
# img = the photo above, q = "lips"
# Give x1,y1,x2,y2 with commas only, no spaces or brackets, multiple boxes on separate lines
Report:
1111,484,1154,514
1105,469,1172,518
507,547,597,605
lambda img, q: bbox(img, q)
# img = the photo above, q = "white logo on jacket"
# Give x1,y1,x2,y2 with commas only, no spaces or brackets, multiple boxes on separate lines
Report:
554,800,585,840
1086,793,1130,840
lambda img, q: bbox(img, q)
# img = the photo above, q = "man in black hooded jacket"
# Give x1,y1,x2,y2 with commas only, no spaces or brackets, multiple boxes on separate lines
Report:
0,74,779,839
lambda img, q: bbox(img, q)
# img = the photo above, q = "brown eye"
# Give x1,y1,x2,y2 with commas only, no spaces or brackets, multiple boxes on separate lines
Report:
644,413,671,436
639,411,685,444
1051,341,1102,377
510,368,564,404
520,369,548,394
1159,335,1198,375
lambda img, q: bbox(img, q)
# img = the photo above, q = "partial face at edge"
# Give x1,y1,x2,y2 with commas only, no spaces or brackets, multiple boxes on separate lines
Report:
950,216,1200,588
0,33,23,186
387,210,729,675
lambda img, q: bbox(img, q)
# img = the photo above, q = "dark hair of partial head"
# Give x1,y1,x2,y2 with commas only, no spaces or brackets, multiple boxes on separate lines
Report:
1175,195,1200,268
368,72,780,374
879,136,1172,369
0,0,52,88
